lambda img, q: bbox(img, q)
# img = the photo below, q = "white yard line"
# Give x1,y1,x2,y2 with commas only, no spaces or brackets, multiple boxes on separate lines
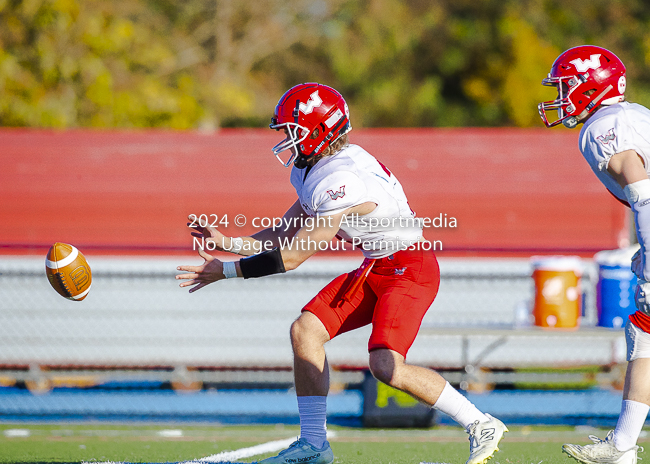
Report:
85,431,337,464
191,436,298,463
191,430,337,463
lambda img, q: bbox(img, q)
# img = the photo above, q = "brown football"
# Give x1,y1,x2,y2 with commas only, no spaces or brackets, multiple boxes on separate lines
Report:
45,243,92,301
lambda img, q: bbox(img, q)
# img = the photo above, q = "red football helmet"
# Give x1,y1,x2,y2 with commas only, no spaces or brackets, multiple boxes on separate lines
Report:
270,83,351,168
538,45,626,128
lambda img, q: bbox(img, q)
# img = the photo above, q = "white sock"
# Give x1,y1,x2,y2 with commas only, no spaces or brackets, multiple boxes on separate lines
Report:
432,382,489,429
298,396,327,449
613,400,650,451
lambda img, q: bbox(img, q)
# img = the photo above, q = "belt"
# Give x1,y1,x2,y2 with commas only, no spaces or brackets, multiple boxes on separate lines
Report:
340,258,375,304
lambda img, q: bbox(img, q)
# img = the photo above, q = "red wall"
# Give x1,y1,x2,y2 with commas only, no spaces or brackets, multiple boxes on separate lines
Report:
0,128,626,257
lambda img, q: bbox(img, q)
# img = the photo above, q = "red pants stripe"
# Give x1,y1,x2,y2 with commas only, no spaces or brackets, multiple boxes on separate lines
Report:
630,310,650,333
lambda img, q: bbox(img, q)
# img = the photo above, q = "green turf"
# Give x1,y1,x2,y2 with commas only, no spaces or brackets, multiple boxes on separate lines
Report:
0,423,647,464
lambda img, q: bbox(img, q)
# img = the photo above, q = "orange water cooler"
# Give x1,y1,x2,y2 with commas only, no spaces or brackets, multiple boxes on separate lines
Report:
531,256,583,329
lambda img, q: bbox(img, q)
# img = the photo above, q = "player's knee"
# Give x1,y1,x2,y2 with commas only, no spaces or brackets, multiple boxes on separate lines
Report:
290,318,307,349
290,313,329,349
626,320,650,361
368,350,400,386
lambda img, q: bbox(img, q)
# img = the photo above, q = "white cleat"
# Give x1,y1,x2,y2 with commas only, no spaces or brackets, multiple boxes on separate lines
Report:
465,414,509,464
563,431,643,464
257,437,333,464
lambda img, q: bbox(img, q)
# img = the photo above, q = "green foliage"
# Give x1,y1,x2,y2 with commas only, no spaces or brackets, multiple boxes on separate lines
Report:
2,0,650,128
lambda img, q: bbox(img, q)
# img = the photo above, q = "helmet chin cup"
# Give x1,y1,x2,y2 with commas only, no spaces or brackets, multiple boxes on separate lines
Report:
294,154,311,169
562,116,578,129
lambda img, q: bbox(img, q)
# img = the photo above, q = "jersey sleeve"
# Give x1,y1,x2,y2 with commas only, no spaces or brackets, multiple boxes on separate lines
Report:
581,110,649,172
311,171,368,216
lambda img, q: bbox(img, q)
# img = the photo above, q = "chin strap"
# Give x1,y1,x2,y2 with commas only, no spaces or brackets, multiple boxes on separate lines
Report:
563,116,580,128
586,84,614,112
294,154,311,169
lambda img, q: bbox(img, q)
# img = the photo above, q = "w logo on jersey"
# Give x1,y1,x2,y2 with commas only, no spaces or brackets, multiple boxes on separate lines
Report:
597,128,616,146
570,54,601,72
327,185,346,200
299,91,323,115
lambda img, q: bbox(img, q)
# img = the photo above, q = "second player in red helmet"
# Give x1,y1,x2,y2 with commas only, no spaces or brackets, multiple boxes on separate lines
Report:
538,45,626,128
539,46,650,464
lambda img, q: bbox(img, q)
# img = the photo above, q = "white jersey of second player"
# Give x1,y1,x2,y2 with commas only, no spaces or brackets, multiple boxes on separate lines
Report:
580,101,650,202
290,144,423,259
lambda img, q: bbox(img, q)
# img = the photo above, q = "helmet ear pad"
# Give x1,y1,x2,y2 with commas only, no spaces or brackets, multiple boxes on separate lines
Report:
294,127,326,169
307,126,321,150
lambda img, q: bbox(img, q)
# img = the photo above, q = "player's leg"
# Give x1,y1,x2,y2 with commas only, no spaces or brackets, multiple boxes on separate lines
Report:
615,357,650,449
368,348,490,421
259,271,377,464
258,308,334,464
368,348,446,403
563,320,650,464
367,349,507,464
366,248,507,464
291,311,331,397
291,311,331,451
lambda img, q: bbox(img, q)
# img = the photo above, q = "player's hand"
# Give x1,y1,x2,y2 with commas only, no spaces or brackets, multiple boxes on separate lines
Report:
635,279,650,314
188,215,227,252
176,248,225,293
632,248,645,280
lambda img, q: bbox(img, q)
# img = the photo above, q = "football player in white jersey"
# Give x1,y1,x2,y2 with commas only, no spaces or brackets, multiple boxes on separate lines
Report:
540,46,650,464
177,83,507,464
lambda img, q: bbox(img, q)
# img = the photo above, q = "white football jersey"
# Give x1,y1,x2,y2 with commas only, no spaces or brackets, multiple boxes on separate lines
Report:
290,144,423,258
580,102,650,202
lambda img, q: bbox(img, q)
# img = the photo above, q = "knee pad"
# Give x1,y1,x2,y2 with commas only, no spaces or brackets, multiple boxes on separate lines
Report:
626,319,650,361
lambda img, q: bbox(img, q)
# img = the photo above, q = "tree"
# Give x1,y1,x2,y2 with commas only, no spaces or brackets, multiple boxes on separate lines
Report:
2,0,650,128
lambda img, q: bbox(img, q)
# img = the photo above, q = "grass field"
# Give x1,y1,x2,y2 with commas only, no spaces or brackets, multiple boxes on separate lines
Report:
1,423,647,464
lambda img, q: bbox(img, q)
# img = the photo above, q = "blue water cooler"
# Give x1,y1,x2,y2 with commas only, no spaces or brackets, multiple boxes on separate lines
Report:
594,246,639,328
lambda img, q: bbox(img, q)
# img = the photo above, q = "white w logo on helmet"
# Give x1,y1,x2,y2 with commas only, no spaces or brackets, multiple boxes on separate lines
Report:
299,91,323,114
570,54,602,73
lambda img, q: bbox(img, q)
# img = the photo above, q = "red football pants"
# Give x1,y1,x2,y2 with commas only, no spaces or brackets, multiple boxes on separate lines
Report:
302,247,440,357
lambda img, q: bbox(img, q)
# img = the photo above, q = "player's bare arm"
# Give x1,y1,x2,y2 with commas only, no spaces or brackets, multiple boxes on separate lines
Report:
607,149,648,187
177,201,376,292
250,199,307,247
281,201,376,271
609,150,650,301
187,200,306,257
607,150,650,281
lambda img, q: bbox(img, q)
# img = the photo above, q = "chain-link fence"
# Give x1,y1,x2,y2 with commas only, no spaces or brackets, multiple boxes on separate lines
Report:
0,255,631,424
0,255,621,369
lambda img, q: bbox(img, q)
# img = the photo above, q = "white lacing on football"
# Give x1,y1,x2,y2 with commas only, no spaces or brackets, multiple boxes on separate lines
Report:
54,272,73,298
